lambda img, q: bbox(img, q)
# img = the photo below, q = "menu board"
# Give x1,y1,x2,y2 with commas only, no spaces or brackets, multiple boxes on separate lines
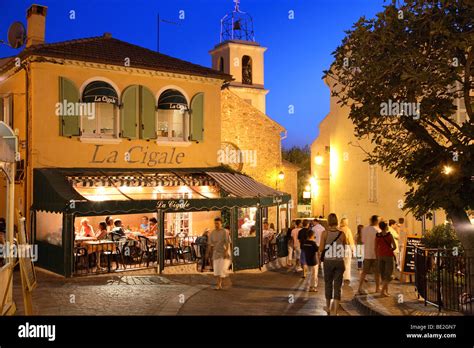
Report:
401,235,423,274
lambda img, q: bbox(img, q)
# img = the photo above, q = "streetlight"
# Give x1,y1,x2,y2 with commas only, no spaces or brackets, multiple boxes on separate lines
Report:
442,165,454,175
314,153,324,166
276,171,284,190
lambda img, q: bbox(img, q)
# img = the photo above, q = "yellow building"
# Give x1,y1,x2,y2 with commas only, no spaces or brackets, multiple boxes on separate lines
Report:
0,4,294,278
310,75,446,235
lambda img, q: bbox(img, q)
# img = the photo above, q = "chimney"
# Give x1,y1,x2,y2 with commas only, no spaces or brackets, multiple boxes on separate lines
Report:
26,4,48,47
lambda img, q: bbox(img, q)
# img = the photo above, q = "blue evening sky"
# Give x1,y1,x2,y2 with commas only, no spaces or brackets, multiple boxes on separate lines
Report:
0,0,387,148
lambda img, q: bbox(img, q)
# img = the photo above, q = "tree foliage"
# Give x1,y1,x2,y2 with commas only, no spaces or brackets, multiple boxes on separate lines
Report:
325,0,474,221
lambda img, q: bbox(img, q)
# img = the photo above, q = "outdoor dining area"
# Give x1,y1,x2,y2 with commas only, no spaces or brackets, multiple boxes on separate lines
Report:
73,216,199,275
74,227,196,275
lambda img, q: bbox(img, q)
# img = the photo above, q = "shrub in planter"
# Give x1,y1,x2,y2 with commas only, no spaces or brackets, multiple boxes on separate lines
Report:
422,223,462,251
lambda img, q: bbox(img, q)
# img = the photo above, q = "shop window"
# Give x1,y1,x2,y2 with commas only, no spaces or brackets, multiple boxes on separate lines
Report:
157,89,189,142
81,80,119,138
36,211,63,247
238,207,257,238
164,192,192,236
0,94,13,128
242,55,252,85
120,85,156,139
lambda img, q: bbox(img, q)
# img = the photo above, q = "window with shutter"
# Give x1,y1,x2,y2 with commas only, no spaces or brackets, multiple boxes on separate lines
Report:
120,85,138,139
190,93,204,142
59,77,80,136
139,86,156,139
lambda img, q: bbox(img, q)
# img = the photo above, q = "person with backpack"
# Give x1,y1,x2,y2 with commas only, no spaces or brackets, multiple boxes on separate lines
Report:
302,229,319,292
376,221,396,296
319,213,346,315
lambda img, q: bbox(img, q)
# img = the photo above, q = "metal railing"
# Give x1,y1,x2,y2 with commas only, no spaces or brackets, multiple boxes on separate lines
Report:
415,247,473,314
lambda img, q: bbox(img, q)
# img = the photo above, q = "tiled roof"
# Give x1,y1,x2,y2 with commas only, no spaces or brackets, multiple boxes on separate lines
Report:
0,34,232,80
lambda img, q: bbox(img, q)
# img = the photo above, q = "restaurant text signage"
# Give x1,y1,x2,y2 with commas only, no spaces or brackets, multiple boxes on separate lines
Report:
90,145,185,167
157,200,191,210
401,235,423,274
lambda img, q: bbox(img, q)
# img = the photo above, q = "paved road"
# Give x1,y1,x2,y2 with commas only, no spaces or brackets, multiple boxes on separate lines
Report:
13,266,357,316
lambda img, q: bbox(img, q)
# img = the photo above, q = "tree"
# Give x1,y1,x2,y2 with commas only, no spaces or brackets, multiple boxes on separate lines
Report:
283,145,311,204
325,0,473,257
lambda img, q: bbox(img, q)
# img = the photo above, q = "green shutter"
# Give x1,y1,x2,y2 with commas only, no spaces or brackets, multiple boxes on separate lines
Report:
0,98,4,123
190,93,204,141
139,86,156,139
59,77,80,136
120,86,138,139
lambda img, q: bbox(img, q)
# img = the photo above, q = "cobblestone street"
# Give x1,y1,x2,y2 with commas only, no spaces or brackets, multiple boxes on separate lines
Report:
13,265,357,316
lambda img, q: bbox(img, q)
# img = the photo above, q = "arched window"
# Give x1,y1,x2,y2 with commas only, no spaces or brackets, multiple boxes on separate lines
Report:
81,81,119,138
219,57,225,73
242,55,252,85
157,89,188,141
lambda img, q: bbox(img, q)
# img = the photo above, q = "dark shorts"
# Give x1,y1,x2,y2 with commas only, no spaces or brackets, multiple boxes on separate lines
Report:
300,249,306,265
363,259,379,274
378,256,394,282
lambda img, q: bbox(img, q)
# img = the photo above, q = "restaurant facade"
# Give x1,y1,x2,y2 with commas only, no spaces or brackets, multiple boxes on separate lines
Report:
0,4,294,277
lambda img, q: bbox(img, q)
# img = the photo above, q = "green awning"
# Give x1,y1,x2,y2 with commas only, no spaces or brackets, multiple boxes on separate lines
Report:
32,167,291,215
82,81,119,105
158,89,188,110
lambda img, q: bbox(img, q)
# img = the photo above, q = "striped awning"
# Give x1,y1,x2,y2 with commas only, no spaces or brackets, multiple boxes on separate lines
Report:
206,172,284,198
82,81,119,105
158,89,188,110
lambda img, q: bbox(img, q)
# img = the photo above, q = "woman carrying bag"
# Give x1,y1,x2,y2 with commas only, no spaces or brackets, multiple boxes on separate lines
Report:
319,213,346,316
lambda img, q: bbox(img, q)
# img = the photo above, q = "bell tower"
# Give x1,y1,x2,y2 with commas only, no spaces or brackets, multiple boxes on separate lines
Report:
210,0,269,113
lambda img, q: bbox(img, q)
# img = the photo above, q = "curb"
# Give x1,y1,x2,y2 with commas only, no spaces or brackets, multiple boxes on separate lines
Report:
352,295,386,316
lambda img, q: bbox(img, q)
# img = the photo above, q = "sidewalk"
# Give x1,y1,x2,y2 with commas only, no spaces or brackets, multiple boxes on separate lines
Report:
351,272,462,316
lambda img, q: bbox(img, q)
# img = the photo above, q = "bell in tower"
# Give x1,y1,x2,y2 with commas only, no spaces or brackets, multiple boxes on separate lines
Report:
220,0,255,42
210,0,269,113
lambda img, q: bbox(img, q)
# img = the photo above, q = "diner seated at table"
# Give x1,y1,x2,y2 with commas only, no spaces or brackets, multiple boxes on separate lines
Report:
79,218,95,237
105,216,114,232
144,218,157,237
112,219,126,237
96,222,108,240
140,216,149,232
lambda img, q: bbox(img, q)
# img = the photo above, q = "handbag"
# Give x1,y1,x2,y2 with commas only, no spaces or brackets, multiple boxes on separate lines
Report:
320,231,342,262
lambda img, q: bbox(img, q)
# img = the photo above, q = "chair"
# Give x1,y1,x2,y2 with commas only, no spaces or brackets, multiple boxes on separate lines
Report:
176,244,193,263
164,244,179,264
138,235,157,267
122,240,142,268
74,247,89,274
102,232,126,271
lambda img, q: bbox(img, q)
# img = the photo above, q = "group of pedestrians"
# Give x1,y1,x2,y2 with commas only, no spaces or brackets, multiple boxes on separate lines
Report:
286,213,401,315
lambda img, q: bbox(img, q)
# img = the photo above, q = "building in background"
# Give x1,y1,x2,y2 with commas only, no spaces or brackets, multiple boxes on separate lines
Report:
310,75,447,235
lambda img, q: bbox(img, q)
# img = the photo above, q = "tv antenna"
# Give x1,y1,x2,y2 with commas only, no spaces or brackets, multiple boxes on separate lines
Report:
0,21,26,49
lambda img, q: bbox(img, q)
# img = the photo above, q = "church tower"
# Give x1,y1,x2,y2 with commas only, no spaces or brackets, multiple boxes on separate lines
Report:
210,0,268,114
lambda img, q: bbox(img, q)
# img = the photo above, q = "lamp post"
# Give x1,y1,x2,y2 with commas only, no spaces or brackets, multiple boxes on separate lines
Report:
276,171,284,190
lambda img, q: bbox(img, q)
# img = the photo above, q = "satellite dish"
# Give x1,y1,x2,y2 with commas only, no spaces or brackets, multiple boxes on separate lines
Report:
7,22,26,49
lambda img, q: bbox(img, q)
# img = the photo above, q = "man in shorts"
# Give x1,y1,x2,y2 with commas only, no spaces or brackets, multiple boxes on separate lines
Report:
357,215,381,294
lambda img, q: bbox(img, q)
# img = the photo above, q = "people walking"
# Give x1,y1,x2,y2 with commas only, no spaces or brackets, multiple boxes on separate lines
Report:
209,217,231,290
376,221,396,296
357,215,381,294
312,218,325,278
302,230,318,292
291,220,303,272
339,218,355,284
286,220,296,267
355,224,364,270
320,213,346,316
388,219,400,270
297,220,311,278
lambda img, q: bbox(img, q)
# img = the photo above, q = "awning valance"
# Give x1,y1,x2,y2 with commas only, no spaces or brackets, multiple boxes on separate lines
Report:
32,167,291,215
158,89,188,110
82,81,119,105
